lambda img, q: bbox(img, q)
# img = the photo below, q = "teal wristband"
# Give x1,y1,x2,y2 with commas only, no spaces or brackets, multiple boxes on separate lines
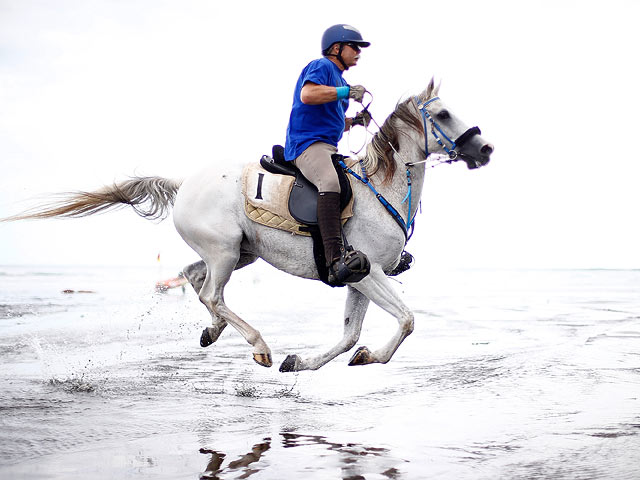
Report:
336,86,350,100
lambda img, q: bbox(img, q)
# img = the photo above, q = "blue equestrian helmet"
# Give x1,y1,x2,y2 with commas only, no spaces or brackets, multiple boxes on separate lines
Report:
321,24,371,55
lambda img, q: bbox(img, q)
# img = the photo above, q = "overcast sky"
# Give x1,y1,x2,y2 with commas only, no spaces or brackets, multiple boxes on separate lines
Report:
1,0,639,269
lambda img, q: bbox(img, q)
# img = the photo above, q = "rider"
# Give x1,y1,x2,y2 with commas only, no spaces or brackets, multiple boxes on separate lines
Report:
284,24,371,285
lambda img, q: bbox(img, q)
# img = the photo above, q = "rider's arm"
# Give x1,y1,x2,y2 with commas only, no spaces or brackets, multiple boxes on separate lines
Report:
300,82,341,105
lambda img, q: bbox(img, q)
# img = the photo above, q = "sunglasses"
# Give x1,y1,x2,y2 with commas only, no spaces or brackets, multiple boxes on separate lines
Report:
345,42,361,53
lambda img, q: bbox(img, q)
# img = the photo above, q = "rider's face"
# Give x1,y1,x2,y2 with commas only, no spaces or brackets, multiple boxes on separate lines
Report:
341,43,361,69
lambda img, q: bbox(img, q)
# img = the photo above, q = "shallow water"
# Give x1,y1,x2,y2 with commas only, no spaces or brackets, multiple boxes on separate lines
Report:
0,264,639,479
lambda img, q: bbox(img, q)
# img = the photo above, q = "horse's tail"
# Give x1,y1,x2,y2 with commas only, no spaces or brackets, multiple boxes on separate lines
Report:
1,176,183,222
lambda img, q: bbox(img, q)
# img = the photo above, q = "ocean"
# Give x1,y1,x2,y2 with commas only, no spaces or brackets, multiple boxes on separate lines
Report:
0,263,638,479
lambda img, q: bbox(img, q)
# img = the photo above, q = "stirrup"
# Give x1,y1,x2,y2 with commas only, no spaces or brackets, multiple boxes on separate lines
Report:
388,250,414,276
328,248,371,286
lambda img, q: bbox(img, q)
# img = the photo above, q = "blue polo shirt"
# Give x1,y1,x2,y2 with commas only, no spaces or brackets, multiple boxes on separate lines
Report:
284,57,349,161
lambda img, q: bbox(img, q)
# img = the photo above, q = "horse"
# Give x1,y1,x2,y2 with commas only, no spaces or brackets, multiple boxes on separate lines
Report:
2,79,493,371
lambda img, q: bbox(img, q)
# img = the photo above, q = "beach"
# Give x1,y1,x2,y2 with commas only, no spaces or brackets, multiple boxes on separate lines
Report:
1,264,639,479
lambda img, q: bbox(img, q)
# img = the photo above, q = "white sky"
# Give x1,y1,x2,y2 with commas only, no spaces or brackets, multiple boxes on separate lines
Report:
1,0,639,269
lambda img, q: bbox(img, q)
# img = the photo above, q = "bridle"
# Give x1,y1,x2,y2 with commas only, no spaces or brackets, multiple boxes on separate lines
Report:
414,96,482,166
350,93,483,168
341,92,487,244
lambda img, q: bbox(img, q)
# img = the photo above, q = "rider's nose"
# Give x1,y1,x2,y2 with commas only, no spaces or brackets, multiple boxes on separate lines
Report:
481,143,494,155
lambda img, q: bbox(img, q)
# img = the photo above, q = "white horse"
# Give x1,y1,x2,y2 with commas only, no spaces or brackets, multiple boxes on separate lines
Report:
3,80,492,371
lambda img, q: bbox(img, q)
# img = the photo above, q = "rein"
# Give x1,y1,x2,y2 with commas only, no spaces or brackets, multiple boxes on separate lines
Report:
340,93,482,244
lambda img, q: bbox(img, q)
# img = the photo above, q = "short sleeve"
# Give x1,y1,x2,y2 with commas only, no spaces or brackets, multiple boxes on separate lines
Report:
301,60,331,86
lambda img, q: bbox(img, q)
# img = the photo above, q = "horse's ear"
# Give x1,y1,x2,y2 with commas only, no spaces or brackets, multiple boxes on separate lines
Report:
434,79,441,96
425,77,436,98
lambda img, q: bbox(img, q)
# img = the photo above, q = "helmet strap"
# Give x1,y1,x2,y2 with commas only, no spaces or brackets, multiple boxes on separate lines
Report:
326,43,349,71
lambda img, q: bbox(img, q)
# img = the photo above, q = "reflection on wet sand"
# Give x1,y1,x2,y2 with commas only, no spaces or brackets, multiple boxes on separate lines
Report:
199,433,406,479
282,433,405,479
200,438,271,480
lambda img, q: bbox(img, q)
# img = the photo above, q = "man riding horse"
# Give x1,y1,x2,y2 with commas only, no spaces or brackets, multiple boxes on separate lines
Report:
284,24,372,286
1,25,493,370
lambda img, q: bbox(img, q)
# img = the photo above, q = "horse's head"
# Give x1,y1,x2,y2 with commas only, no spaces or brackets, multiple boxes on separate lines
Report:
415,80,493,169
361,80,493,184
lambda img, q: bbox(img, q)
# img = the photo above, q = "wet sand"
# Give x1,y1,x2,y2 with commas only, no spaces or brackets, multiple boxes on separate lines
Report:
0,265,639,479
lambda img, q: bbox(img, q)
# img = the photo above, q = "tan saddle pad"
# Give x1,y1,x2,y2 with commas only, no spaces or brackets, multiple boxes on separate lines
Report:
241,162,355,237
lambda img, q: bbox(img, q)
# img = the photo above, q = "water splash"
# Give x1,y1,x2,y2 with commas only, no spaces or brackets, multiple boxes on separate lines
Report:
29,336,102,394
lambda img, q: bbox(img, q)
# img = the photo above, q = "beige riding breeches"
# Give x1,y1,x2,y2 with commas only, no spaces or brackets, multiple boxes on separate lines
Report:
294,142,341,193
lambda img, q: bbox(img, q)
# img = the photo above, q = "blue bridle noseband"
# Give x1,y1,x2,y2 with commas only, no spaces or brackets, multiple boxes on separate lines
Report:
416,96,481,161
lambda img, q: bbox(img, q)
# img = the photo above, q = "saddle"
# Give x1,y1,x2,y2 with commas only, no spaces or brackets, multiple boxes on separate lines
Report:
247,146,412,283
259,145,352,225
259,145,356,286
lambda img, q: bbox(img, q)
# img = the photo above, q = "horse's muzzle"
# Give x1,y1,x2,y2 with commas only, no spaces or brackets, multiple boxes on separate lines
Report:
463,142,493,169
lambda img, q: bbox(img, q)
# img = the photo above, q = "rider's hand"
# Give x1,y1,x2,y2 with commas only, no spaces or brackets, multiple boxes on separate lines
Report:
351,110,372,128
348,85,367,103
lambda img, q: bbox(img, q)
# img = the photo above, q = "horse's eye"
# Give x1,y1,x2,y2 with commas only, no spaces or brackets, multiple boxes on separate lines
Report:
437,110,450,120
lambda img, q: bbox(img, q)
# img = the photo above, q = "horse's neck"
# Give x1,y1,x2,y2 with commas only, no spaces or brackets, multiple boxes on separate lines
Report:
387,137,426,221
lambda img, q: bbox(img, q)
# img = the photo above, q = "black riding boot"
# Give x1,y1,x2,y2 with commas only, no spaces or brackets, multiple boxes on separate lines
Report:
317,192,344,266
317,191,370,285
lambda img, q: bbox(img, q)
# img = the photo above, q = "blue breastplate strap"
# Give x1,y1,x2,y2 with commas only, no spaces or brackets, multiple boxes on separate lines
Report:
338,160,415,243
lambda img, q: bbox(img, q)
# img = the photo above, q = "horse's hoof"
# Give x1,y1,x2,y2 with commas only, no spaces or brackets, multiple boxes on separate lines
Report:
200,328,213,347
279,354,301,373
348,346,373,366
253,353,273,368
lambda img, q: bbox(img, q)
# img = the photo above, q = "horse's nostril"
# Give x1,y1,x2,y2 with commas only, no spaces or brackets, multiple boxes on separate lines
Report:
481,144,494,155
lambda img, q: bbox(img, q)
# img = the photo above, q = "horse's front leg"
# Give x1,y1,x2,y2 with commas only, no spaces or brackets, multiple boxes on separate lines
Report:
348,265,414,366
279,286,370,372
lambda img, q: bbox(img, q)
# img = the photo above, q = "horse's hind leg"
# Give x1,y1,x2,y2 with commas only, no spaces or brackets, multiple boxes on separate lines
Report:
183,252,258,293
198,250,272,367
183,260,208,293
183,253,258,348
279,286,370,372
182,260,227,346
348,265,414,366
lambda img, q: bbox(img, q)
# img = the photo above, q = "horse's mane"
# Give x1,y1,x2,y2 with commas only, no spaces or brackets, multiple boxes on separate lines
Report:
361,86,436,184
